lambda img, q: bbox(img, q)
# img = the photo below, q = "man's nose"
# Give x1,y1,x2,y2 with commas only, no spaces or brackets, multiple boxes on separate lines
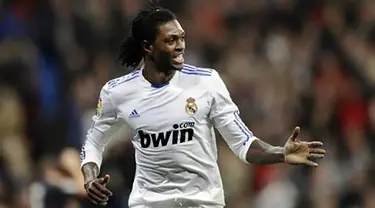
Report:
175,39,185,52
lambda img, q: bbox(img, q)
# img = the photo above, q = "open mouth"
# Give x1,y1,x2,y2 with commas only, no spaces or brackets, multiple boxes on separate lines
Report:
173,54,184,64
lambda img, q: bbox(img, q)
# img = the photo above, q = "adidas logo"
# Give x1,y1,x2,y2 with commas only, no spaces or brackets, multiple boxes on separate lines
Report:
129,109,140,118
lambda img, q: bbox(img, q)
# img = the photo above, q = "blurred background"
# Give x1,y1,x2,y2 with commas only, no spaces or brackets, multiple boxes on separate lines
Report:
0,0,375,207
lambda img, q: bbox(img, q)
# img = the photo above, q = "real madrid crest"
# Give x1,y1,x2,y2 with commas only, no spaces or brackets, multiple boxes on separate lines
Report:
185,97,198,115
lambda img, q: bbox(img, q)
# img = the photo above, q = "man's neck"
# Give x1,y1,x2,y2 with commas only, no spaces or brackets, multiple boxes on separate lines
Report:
143,61,175,85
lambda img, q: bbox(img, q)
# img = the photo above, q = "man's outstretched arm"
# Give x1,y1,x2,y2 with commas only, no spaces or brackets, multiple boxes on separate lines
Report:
245,139,284,165
208,70,325,166
245,126,325,166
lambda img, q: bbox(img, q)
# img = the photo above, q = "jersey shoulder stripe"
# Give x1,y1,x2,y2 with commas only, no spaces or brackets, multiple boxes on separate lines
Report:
107,70,140,89
181,64,213,76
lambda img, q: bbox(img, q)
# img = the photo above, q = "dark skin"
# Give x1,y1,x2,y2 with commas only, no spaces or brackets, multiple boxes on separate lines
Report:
82,163,112,206
142,19,185,85
247,126,325,166
82,19,326,206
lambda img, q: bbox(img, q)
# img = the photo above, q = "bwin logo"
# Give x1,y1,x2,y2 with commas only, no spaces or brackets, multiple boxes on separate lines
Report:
139,122,195,148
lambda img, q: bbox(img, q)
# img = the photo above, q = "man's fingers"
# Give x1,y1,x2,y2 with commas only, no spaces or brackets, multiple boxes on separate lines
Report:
88,197,108,207
85,179,112,206
93,182,113,196
309,148,326,154
305,160,318,167
290,126,300,142
308,153,325,159
102,174,111,185
88,197,99,205
88,185,109,200
308,141,323,147
88,192,107,204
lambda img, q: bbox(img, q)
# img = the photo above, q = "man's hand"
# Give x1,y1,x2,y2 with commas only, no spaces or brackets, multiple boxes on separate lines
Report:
84,174,113,206
284,126,326,167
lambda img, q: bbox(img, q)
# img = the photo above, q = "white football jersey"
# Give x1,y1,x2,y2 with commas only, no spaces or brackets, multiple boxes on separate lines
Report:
80,64,257,208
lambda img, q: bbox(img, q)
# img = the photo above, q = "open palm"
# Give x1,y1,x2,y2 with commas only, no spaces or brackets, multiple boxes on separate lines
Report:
284,127,326,167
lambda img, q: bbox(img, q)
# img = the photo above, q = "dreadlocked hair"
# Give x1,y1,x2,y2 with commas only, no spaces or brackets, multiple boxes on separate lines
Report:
119,3,176,69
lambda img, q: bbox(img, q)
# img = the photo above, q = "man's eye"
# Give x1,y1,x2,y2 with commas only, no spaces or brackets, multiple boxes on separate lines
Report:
168,39,174,44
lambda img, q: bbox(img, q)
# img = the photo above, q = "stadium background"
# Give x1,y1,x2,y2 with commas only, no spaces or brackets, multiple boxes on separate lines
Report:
0,0,375,207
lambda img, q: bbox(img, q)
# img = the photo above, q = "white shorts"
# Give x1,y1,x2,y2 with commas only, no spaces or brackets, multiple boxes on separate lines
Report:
131,203,223,208
130,198,224,208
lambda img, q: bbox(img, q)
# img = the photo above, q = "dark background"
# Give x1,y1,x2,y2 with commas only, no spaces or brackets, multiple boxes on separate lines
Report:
0,0,374,207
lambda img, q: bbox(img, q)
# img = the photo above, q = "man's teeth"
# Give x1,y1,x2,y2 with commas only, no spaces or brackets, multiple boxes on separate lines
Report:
175,54,183,62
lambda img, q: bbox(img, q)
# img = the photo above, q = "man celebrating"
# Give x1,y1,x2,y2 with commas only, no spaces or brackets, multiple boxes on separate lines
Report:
80,5,325,208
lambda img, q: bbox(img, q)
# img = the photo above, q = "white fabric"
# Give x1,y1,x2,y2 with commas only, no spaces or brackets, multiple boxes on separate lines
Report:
80,64,257,207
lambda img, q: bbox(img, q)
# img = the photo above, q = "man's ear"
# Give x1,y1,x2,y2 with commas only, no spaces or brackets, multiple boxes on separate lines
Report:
143,40,153,54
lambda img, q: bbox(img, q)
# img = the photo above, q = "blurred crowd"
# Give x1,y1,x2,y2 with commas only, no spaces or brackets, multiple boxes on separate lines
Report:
0,0,375,207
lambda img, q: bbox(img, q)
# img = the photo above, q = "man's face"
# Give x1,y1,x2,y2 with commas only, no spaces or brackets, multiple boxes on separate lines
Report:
150,19,185,72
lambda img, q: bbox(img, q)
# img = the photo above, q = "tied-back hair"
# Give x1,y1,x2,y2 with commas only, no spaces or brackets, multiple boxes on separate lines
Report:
119,1,176,69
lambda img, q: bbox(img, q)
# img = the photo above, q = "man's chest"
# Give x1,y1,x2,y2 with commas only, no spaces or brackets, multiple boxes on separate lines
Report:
118,86,212,132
